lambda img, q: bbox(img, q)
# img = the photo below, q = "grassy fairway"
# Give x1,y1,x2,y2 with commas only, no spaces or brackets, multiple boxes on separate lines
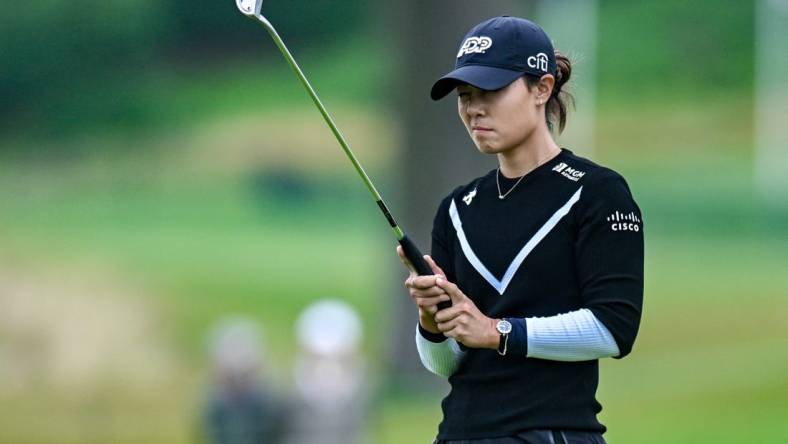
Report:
1,102,786,443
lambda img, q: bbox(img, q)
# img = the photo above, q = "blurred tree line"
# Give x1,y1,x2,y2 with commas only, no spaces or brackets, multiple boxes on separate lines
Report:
596,2,754,99
0,0,369,139
1,0,753,142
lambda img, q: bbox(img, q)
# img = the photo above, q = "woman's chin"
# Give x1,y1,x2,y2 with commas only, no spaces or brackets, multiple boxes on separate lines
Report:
475,143,503,155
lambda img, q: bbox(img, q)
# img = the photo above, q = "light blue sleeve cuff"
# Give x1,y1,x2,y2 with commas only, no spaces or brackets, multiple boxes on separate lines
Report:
415,324,464,377
525,308,620,361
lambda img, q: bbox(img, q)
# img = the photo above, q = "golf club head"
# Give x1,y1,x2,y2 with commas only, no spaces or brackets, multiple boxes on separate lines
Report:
236,0,263,16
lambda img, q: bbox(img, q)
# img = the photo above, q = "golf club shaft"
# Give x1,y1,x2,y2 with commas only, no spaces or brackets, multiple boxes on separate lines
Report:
252,15,442,284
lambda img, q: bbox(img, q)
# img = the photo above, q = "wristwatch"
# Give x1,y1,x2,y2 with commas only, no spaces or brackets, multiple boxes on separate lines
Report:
495,319,512,356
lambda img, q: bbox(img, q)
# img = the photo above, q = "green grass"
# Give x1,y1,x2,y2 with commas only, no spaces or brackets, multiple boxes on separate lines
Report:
0,3,781,441
2,157,786,443
0,171,387,362
1,95,787,443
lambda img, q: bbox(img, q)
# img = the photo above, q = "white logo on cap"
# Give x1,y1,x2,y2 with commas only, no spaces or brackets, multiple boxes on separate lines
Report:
527,52,549,73
457,36,493,58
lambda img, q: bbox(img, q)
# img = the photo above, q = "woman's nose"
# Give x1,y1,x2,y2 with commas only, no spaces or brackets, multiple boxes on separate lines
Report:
466,98,486,117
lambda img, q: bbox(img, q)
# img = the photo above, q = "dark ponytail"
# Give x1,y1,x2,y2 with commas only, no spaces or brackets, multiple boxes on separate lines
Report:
525,49,573,134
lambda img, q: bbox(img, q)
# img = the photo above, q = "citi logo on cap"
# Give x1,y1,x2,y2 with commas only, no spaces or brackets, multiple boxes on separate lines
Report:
430,16,557,101
527,52,549,73
457,36,493,58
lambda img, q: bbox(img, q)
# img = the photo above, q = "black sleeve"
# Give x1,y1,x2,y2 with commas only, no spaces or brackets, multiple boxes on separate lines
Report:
431,193,457,283
575,169,644,358
416,193,458,344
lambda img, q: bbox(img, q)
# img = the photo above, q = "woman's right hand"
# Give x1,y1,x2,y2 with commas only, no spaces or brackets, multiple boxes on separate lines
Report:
396,245,451,334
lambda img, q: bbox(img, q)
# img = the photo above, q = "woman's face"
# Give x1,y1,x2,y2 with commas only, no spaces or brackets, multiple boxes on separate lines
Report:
456,77,544,155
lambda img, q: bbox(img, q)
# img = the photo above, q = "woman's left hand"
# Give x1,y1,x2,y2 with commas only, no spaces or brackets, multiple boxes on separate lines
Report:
433,276,499,349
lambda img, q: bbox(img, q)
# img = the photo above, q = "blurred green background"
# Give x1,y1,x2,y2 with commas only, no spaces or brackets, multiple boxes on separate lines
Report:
1,1,787,443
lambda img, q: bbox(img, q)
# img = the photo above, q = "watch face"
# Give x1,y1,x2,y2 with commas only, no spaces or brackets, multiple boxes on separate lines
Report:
496,320,512,334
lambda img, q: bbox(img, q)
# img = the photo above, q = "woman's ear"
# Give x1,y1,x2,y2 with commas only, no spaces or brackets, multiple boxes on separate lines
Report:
537,75,555,103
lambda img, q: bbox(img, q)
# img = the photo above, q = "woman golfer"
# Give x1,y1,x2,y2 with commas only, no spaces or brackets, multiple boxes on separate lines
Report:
397,16,644,444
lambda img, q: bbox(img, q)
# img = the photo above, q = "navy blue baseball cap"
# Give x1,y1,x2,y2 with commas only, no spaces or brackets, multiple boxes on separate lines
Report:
430,16,557,101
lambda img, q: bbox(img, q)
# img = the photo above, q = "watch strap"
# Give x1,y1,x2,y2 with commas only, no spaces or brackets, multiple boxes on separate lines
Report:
496,319,511,356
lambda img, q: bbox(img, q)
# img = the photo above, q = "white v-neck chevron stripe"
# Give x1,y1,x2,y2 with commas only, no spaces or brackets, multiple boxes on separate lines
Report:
448,187,583,295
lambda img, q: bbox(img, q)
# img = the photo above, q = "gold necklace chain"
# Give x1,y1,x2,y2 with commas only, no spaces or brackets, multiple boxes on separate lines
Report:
496,151,558,200
496,169,527,200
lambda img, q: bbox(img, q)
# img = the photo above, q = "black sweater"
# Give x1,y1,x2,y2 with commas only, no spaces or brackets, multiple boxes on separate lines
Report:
428,148,644,439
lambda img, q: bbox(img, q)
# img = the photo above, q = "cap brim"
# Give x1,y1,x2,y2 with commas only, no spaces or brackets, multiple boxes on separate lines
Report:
430,65,523,101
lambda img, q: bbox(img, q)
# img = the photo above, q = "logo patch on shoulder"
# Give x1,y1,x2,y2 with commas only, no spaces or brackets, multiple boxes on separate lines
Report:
552,162,585,181
462,188,477,206
607,211,641,232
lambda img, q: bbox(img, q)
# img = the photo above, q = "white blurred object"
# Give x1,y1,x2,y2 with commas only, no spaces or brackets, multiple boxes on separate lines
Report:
287,299,368,444
208,316,265,383
755,0,788,208
295,299,362,356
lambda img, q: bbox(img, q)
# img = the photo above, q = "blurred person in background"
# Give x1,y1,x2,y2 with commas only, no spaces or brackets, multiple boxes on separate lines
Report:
398,16,644,444
284,299,369,444
202,317,285,444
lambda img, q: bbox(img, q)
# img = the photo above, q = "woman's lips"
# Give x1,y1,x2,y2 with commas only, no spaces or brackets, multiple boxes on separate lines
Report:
472,126,493,132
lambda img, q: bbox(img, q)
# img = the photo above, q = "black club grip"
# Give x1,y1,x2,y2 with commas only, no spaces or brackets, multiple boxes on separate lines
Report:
398,235,451,310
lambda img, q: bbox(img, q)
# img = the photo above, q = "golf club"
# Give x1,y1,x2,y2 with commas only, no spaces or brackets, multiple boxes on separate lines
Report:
236,0,449,308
